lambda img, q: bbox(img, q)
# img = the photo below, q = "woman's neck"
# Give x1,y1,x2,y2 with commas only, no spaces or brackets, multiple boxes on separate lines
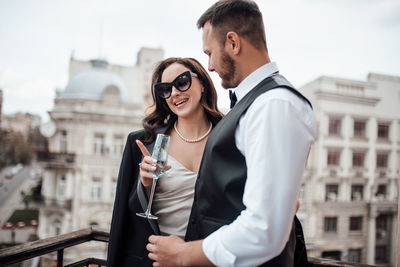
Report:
175,112,210,138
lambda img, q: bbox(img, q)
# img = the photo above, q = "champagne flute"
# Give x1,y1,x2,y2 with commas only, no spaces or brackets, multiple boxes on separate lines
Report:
136,134,170,220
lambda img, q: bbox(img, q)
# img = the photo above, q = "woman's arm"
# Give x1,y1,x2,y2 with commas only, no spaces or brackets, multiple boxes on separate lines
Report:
107,131,144,266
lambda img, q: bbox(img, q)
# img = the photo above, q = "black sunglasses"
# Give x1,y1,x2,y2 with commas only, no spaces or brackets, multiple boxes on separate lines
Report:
154,71,198,99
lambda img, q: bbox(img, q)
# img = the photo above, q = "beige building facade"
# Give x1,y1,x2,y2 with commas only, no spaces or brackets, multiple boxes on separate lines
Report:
299,73,400,266
37,47,164,264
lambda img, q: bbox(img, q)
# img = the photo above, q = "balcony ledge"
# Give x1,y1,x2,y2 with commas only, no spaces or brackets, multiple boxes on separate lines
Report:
0,227,377,267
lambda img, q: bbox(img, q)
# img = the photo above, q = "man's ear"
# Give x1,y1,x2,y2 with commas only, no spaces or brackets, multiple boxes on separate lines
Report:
225,31,241,55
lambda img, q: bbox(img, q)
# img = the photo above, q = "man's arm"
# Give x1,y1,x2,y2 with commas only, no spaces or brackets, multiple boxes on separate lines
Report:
200,91,316,266
147,235,214,267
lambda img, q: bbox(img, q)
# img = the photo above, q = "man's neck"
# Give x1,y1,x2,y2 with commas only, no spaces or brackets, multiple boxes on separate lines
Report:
237,50,270,84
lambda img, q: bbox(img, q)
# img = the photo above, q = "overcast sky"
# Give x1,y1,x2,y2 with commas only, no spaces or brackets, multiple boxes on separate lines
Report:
0,0,399,122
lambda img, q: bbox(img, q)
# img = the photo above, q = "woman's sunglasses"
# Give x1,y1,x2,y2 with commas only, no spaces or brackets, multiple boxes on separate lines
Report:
154,71,198,99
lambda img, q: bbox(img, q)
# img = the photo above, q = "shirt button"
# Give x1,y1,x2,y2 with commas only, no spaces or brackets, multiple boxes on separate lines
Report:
190,218,196,224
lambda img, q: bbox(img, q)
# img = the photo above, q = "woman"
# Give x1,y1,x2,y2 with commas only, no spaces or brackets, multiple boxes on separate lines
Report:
107,57,224,267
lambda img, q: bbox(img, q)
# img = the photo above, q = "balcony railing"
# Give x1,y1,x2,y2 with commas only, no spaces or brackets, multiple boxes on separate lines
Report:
0,227,107,267
0,227,377,267
36,150,76,169
44,198,73,210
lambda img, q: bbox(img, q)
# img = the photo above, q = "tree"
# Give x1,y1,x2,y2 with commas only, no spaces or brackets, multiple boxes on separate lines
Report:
0,129,34,169
27,126,48,152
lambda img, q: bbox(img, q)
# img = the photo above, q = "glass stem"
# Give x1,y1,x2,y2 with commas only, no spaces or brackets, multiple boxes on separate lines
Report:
146,178,157,215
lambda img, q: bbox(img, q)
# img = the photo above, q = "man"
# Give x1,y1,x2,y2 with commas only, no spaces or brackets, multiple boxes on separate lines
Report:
147,1,316,266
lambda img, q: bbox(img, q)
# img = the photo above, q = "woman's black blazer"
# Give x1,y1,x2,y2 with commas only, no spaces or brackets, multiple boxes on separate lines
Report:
107,126,169,267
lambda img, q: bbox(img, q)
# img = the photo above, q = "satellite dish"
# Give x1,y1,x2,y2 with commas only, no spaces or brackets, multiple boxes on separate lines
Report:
40,121,56,138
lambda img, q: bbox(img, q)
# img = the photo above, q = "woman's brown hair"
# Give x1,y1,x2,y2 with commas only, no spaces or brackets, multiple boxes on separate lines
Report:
143,57,224,143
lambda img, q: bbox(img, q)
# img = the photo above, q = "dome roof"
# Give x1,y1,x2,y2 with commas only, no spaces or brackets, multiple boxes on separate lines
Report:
58,59,132,103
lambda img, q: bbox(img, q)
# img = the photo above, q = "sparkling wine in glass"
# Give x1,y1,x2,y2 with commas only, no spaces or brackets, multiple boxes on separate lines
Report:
136,134,170,220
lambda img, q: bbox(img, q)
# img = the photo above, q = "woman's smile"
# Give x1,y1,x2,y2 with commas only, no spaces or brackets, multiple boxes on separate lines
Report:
173,98,189,108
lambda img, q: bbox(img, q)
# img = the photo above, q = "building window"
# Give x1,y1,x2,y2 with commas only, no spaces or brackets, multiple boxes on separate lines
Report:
353,121,366,138
375,185,387,200
328,118,341,136
325,184,339,201
53,219,61,236
111,178,117,200
324,217,337,232
349,216,363,231
376,214,389,231
91,178,102,201
89,222,99,227
327,151,340,166
322,250,341,260
60,130,68,152
377,124,389,139
352,152,364,168
113,135,124,156
351,185,363,201
375,245,388,263
376,153,388,168
94,134,105,155
103,86,120,104
348,249,361,263
57,175,66,199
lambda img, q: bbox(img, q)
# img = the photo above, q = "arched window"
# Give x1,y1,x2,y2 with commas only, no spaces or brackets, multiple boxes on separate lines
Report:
89,221,99,227
102,85,120,104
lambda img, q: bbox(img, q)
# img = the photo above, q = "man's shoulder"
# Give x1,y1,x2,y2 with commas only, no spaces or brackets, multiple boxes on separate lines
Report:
254,87,308,109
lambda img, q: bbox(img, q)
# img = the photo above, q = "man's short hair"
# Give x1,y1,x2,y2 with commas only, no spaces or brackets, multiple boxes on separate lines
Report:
197,0,267,51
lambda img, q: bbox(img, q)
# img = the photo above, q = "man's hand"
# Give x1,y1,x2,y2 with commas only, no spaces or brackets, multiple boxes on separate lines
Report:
147,235,214,267
147,235,185,267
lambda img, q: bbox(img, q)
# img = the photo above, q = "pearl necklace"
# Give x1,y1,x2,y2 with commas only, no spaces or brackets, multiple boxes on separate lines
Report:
174,121,212,143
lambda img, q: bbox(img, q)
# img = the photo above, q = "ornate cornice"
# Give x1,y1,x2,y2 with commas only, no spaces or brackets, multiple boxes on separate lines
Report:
315,91,380,106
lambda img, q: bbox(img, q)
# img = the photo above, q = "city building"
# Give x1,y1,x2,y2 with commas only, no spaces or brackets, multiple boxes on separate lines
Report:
1,112,41,137
68,47,163,107
299,73,400,266
37,47,164,265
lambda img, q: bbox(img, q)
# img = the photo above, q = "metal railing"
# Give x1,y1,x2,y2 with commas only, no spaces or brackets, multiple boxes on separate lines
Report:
44,198,73,210
0,227,108,267
0,227,376,267
36,151,76,165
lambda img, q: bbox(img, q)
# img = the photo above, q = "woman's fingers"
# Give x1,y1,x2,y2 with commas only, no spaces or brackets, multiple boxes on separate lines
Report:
296,200,300,213
140,161,154,186
136,140,151,156
141,161,156,172
139,156,157,188
140,166,153,187
136,139,171,188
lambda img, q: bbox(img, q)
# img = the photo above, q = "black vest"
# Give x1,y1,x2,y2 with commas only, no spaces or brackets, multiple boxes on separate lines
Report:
185,74,310,267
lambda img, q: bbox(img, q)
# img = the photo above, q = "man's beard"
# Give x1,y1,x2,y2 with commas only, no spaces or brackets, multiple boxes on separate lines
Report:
220,51,237,89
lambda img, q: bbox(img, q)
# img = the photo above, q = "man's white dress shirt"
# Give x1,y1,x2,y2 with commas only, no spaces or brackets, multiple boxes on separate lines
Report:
202,62,317,267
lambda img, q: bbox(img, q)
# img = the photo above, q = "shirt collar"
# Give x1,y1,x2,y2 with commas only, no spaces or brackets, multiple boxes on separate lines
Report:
233,62,279,103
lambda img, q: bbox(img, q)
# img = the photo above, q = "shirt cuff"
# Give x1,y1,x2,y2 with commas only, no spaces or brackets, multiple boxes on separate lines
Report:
202,226,236,267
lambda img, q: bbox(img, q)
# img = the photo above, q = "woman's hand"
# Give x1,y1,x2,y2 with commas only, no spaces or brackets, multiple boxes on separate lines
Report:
136,140,157,189
136,140,171,191
139,155,157,188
